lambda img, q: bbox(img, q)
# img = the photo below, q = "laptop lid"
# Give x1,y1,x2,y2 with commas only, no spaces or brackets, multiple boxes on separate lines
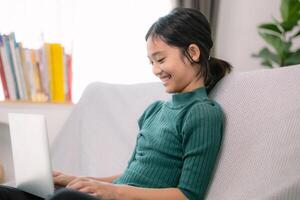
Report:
8,113,54,198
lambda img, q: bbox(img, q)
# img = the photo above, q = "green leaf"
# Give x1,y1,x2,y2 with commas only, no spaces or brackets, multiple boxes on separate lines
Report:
281,21,300,32
258,23,282,34
258,47,280,64
259,32,292,58
252,47,280,68
261,60,274,68
291,29,300,38
280,0,300,31
284,49,300,66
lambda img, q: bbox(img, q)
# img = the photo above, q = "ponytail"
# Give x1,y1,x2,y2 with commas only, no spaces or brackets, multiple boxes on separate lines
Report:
205,57,232,94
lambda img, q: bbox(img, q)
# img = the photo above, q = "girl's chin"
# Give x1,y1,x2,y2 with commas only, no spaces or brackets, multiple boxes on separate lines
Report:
164,84,176,93
163,81,181,93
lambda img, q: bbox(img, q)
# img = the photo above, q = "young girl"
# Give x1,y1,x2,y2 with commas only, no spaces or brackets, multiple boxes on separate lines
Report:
0,7,231,200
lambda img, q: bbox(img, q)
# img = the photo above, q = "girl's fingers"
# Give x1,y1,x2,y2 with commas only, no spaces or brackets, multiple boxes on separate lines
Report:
79,186,95,194
67,178,78,187
53,176,65,184
52,171,61,176
90,193,98,197
67,177,90,188
68,180,88,190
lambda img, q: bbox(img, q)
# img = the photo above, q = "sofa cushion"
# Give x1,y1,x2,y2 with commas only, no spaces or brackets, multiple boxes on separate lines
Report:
206,65,300,200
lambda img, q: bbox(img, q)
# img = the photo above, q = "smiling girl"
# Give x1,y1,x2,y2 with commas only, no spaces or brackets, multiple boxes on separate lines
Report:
0,7,231,200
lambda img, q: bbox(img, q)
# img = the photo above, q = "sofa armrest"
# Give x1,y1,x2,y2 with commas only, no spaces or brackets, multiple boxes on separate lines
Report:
0,163,3,183
0,122,15,186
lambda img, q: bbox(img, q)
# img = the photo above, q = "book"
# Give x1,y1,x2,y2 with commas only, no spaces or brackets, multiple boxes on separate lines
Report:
4,35,20,99
44,43,52,101
31,49,43,98
40,44,50,99
0,35,9,99
8,33,27,100
50,44,65,102
0,35,18,100
66,54,72,102
23,48,34,99
18,43,31,99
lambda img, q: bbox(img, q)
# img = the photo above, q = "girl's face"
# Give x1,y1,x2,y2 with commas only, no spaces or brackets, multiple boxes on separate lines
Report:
147,36,204,93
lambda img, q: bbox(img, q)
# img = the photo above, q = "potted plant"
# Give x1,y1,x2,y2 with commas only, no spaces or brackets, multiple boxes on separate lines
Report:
253,0,300,67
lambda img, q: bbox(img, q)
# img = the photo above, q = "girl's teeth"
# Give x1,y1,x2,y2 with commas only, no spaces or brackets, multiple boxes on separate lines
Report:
161,76,170,82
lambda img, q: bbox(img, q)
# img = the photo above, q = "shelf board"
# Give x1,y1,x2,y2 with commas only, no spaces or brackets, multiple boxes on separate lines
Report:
0,100,73,105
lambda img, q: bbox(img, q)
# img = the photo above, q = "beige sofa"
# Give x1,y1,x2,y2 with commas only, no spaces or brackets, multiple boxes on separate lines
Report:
1,65,300,199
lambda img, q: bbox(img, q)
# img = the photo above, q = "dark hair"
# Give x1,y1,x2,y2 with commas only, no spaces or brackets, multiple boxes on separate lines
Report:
145,7,232,93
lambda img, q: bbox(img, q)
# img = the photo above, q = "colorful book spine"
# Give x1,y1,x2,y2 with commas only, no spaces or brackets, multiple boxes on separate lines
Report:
18,43,31,99
0,35,9,99
66,54,72,102
44,43,52,101
8,33,27,100
50,43,65,103
40,45,49,99
24,48,36,100
1,35,18,100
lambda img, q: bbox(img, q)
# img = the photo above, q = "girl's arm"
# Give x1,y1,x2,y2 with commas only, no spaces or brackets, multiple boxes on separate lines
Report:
115,185,188,200
66,178,188,200
86,174,121,183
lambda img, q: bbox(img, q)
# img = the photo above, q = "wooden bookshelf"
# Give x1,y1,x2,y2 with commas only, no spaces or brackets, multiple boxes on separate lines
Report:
0,100,73,105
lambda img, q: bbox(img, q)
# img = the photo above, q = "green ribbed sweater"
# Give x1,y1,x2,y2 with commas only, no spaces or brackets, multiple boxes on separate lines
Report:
113,87,223,200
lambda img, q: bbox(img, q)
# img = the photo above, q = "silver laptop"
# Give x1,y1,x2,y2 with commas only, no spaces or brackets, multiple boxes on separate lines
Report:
8,113,55,198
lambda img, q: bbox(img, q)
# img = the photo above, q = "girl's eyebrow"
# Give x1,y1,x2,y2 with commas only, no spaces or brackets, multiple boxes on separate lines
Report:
148,51,163,59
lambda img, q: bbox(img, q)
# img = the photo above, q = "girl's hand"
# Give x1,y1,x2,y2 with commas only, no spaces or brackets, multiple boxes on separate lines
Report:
66,177,118,200
53,171,76,186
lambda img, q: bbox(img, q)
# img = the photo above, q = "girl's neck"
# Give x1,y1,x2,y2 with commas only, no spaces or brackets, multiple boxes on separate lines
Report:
180,77,204,93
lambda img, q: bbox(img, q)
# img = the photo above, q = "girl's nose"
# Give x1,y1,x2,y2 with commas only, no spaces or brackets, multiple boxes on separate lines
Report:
152,64,163,76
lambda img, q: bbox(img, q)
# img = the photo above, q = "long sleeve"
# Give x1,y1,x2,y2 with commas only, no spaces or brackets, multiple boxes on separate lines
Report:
178,102,223,200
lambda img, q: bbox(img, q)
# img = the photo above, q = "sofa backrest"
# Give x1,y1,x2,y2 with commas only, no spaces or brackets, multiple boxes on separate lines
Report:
206,65,300,200
51,82,169,177
51,65,300,200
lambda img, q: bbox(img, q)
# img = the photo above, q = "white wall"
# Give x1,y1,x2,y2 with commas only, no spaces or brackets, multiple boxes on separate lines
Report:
0,0,173,102
215,0,281,71
71,0,172,102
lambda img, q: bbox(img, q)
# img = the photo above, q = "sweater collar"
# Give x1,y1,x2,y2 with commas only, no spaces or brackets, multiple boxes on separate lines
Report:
166,86,207,108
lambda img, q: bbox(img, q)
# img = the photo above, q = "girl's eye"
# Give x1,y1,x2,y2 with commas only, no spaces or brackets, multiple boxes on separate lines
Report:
157,58,165,63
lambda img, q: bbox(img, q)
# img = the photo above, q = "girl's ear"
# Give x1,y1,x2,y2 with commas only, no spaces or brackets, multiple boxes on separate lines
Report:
187,44,201,62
